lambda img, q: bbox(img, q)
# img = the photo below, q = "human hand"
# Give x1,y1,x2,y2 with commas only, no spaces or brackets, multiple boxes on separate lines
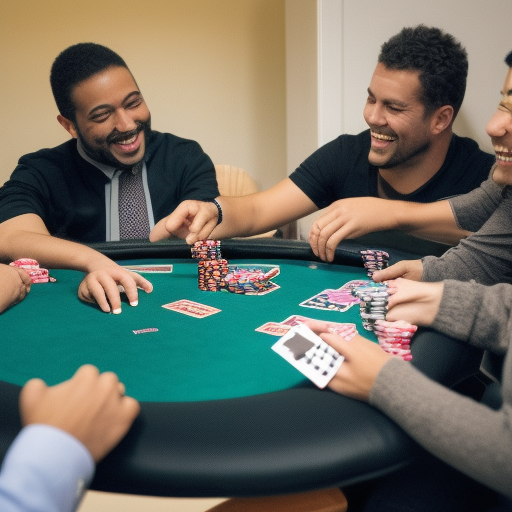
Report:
309,197,396,262
78,263,153,313
386,278,444,327
150,200,219,244
19,365,140,462
372,259,424,282
307,320,391,401
0,264,32,313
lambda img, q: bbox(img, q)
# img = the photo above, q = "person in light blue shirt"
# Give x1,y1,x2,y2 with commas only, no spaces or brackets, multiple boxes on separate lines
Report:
0,265,140,512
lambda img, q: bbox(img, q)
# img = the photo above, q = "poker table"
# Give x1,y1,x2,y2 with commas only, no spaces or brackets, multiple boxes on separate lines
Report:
0,238,483,497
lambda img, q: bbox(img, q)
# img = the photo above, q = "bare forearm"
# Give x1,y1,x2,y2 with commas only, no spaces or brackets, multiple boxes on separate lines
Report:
211,179,318,239
389,200,469,245
0,215,114,272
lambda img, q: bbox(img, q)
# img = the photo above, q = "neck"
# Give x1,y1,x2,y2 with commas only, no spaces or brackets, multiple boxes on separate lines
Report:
378,130,453,196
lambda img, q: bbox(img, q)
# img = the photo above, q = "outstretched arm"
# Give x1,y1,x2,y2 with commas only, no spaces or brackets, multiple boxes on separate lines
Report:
150,178,318,244
309,197,468,262
0,214,153,313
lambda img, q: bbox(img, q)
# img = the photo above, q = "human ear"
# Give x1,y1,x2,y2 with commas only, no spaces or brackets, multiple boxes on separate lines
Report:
57,115,78,138
430,105,454,135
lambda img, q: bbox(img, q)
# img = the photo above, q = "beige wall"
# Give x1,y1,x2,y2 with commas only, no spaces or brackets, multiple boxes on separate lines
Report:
0,0,286,190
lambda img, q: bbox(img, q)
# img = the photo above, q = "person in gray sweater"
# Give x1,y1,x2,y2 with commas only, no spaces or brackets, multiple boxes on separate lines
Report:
308,276,512,510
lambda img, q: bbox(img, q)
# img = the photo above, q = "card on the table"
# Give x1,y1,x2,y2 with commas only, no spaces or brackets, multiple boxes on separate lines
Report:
279,314,314,326
123,264,174,273
244,282,281,296
271,323,344,389
162,299,221,318
299,289,352,312
255,322,291,336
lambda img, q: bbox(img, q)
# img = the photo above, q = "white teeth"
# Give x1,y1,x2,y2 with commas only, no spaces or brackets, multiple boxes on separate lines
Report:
371,131,396,141
494,147,512,161
117,135,137,145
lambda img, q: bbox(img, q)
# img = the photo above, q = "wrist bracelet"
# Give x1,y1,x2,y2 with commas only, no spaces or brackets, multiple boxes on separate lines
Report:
209,198,223,225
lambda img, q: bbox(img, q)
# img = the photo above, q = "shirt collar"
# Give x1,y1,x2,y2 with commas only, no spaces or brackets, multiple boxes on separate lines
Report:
76,138,117,180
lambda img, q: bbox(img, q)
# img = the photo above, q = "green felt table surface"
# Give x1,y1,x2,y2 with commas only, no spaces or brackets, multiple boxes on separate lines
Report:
0,258,375,402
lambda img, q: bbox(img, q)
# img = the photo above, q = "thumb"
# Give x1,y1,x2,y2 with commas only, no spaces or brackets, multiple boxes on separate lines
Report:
19,378,47,425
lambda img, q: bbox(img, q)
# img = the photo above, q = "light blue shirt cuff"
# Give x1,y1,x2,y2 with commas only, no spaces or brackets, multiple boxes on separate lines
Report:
0,424,94,512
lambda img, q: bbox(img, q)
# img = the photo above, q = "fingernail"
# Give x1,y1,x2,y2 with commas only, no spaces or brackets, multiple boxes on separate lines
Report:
112,308,122,314
130,300,138,307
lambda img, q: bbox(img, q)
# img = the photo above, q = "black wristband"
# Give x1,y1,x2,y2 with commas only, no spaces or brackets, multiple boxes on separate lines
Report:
209,198,223,225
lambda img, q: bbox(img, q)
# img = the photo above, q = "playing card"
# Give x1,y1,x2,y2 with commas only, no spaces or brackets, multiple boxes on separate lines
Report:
272,323,344,389
299,289,353,312
123,264,174,273
162,299,221,318
279,314,313,326
255,322,291,336
244,282,281,295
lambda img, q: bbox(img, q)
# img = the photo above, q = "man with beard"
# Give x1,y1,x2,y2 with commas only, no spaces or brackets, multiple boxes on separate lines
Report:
0,43,219,313
150,26,494,259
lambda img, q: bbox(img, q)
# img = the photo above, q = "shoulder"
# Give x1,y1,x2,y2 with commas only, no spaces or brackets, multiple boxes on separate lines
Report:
146,131,205,155
451,134,494,162
18,139,78,168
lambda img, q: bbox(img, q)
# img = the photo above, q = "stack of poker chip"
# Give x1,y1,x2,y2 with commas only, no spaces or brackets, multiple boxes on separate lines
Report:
373,320,416,361
9,258,52,283
225,266,279,294
351,282,389,331
191,240,222,261
360,249,389,278
191,241,228,292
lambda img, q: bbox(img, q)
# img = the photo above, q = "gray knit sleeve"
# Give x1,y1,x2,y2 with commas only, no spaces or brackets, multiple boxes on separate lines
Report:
449,172,504,232
369,356,512,497
422,191,512,285
368,279,512,496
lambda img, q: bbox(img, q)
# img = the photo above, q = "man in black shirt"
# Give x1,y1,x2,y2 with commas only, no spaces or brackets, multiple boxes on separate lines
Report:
150,26,494,260
0,43,218,312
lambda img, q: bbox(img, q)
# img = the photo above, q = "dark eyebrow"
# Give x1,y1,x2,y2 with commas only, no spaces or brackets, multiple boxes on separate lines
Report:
88,91,142,117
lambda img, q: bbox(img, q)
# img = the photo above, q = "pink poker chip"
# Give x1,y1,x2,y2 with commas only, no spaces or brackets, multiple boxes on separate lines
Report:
9,258,53,283
10,258,39,269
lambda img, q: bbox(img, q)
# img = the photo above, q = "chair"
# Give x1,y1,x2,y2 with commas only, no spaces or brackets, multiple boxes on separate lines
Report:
214,164,277,238
215,164,260,197
205,488,348,512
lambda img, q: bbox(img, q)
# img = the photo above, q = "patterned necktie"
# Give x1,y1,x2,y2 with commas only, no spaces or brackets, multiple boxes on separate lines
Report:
118,166,150,239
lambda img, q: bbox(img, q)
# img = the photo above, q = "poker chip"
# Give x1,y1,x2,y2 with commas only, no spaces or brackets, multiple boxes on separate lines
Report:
198,259,229,291
191,240,222,260
360,249,389,278
350,268,416,361
351,281,389,331
9,258,54,283
374,319,417,361
192,241,279,294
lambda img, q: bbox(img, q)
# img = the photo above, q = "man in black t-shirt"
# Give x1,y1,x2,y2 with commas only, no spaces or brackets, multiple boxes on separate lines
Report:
151,26,494,260
0,43,218,313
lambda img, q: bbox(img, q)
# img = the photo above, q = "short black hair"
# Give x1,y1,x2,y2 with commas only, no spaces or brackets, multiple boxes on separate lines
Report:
50,43,128,122
505,51,512,67
379,25,468,118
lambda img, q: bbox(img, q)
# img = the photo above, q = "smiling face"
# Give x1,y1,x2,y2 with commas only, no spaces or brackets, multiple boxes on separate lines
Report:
486,67,512,182
64,66,151,170
363,63,435,170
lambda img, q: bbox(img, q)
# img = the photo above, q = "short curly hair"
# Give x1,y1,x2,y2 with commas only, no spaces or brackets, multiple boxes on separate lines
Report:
505,51,512,67
50,43,128,122
379,25,468,118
